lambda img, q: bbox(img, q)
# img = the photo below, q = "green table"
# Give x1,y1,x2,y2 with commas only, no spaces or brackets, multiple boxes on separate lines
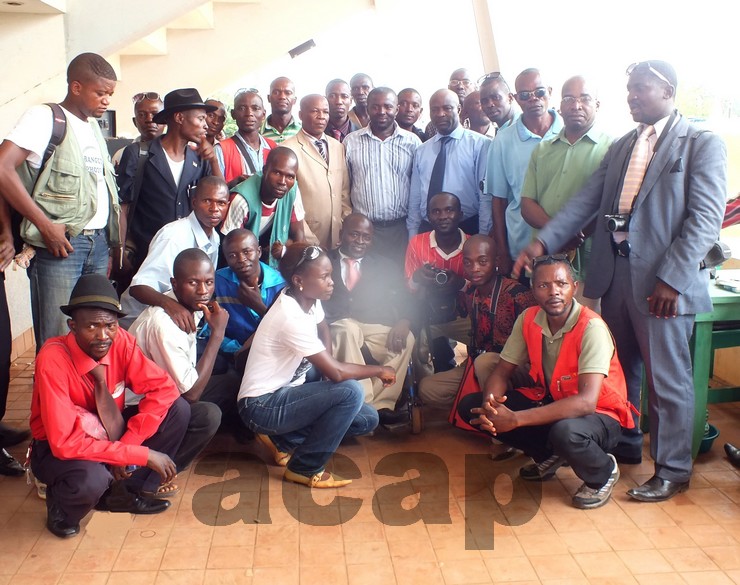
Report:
690,270,740,457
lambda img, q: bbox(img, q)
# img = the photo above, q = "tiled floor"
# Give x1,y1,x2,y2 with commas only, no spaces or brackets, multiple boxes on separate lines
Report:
2,348,740,585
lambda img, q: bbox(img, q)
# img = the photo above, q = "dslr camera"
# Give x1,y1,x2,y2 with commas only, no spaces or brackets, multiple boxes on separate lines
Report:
605,213,630,233
425,263,449,285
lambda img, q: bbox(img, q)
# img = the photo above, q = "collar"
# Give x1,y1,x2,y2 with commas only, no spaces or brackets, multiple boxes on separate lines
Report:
516,109,563,141
429,229,465,259
234,131,266,151
553,124,602,146
327,117,351,136
533,298,582,340
187,211,219,252
432,124,465,143
300,129,327,143
265,115,300,133
338,249,364,266
641,111,674,138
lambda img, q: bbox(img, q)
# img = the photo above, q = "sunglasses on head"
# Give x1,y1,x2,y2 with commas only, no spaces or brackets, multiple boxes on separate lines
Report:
626,61,673,86
133,92,162,103
531,253,572,269
478,71,503,85
516,87,548,101
234,87,260,99
295,245,322,271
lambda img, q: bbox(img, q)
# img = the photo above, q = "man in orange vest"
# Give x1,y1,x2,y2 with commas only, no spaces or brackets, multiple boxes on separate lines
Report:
458,255,635,509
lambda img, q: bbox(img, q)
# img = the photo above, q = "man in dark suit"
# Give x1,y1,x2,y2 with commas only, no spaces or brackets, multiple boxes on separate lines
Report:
117,88,223,280
323,213,415,424
514,61,727,502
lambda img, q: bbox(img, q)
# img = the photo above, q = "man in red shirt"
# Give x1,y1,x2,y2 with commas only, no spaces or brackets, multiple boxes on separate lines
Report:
30,274,192,538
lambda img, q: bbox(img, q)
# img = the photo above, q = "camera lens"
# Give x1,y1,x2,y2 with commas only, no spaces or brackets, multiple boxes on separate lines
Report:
435,271,448,285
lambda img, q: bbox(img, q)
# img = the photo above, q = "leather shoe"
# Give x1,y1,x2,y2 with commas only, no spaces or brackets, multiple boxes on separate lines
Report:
46,499,80,538
0,448,25,477
95,483,170,514
283,468,352,488
627,475,689,502
724,443,740,469
255,434,291,466
378,408,408,426
0,423,31,448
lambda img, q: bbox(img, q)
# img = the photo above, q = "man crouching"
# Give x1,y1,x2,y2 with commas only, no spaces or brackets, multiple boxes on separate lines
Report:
458,255,635,509
30,273,190,537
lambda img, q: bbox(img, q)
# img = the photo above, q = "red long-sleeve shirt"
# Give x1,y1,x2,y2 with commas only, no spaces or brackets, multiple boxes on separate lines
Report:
30,329,180,467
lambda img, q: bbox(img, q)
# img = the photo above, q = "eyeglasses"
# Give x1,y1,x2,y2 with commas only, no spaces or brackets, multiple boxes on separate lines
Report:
478,71,503,85
449,79,473,88
133,92,162,103
516,87,548,101
294,245,322,271
561,95,594,106
234,87,260,99
531,253,571,268
626,62,673,86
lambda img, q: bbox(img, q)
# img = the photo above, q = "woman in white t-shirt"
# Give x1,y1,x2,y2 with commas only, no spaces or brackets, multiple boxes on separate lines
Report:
238,243,396,488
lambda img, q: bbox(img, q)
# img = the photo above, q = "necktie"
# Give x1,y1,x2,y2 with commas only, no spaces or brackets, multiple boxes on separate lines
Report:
428,136,452,202
618,124,656,214
91,368,125,441
315,139,328,164
343,257,360,291
331,128,342,142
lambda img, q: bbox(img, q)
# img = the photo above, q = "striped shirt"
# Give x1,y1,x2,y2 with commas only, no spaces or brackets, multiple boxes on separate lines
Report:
344,124,421,222
404,229,469,288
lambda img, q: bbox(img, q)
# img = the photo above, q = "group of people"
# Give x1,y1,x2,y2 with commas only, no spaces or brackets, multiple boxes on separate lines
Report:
0,51,729,539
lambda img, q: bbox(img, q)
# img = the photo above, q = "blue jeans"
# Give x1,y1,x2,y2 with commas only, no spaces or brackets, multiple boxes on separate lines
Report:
239,379,378,476
29,230,110,348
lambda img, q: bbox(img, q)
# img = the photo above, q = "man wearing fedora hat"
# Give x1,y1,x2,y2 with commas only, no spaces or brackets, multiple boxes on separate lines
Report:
117,88,224,276
29,273,196,538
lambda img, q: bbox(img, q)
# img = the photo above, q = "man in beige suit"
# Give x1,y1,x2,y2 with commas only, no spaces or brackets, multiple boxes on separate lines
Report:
283,94,351,250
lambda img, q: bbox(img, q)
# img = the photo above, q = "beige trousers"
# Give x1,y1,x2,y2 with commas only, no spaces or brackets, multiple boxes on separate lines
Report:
419,351,501,409
330,318,414,411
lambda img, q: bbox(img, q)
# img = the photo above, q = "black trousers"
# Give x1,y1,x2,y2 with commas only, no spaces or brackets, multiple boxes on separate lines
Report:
0,273,11,421
458,389,621,488
31,397,191,525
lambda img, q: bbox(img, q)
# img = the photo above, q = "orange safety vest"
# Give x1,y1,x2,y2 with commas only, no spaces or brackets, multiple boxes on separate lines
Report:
516,305,636,428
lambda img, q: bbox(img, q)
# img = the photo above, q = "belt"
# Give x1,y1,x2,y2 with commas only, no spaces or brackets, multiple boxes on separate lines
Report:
80,228,105,236
372,217,406,228
611,238,631,258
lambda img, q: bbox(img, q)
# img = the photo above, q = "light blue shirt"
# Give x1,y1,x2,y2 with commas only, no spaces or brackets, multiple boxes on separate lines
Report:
407,124,490,236
484,109,563,259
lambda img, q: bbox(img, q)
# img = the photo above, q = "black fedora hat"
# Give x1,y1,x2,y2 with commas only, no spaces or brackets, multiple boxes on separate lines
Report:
60,274,126,317
153,88,218,124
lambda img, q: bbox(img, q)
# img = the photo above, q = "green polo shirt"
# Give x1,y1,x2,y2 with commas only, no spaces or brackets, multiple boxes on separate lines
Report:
500,300,614,390
521,127,613,280
261,116,301,144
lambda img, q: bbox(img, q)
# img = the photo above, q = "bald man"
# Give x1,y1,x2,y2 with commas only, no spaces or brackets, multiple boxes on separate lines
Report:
283,94,351,250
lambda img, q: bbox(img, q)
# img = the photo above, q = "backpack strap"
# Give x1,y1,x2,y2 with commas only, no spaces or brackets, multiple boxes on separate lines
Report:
230,136,258,175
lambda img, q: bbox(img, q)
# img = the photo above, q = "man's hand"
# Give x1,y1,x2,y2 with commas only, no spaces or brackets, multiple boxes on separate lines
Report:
470,394,518,435
237,280,267,315
512,240,546,279
110,465,133,482
647,279,679,318
271,240,285,261
386,320,411,353
40,223,73,258
377,366,396,387
163,297,197,333
146,450,177,484
199,300,229,335
193,135,216,162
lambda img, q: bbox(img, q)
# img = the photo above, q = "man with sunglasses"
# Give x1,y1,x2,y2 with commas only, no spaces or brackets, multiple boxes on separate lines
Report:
111,92,164,168
520,76,614,310
514,61,727,502
484,68,563,275
458,255,634,509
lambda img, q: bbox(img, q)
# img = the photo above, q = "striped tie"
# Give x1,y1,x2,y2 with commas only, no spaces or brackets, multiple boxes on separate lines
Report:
618,124,656,214
315,139,328,164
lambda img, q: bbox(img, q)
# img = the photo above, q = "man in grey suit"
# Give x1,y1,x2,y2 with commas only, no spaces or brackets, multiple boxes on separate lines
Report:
513,61,727,502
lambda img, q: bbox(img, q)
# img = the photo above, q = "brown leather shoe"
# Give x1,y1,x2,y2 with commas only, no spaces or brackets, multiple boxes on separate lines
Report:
283,468,352,488
255,434,291,467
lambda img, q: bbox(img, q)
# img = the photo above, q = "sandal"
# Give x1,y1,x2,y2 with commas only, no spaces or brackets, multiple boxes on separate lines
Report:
142,479,180,498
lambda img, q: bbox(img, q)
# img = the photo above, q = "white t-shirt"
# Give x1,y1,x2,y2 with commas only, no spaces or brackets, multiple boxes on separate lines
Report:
163,148,185,187
238,291,325,399
5,104,109,230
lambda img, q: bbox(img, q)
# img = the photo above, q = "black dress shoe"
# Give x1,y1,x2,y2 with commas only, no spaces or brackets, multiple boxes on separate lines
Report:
95,483,171,515
0,423,31,448
46,499,80,538
724,443,740,469
378,408,409,426
627,475,689,502
0,448,25,477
